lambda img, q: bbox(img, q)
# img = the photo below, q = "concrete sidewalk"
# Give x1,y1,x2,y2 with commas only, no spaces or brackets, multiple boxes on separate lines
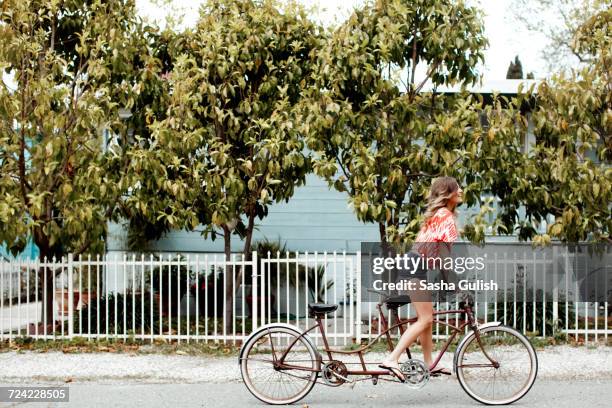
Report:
0,345,610,384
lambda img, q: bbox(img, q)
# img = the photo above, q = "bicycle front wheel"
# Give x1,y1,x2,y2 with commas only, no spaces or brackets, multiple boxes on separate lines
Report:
456,325,538,405
240,325,319,405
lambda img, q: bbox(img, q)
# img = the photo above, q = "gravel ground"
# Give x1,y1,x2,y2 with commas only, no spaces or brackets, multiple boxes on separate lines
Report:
0,345,610,384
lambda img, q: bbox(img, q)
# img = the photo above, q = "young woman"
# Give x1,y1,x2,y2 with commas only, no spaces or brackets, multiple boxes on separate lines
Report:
379,176,462,381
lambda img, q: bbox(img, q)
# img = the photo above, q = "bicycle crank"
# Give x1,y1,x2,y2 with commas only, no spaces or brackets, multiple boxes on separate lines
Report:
322,361,351,386
400,359,430,389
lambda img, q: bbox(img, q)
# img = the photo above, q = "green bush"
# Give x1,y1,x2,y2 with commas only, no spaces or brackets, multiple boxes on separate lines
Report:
146,255,195,316
487,297,575,336
74,291,161,335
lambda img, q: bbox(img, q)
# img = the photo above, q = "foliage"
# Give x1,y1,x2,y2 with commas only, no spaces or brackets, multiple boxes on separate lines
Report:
122,27,183,253
488,298,576,336
147,254,195,313
0,0,177,326
190,265,225,318
131,0,323,255
0,0,166,259
493,7,611,243
0,0,170,323
75,291,161,335
300,0,531,243
254,239,334,303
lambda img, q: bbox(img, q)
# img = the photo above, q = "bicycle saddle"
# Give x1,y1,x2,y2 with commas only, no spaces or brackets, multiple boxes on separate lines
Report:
385,295,411,309
308,303,338,315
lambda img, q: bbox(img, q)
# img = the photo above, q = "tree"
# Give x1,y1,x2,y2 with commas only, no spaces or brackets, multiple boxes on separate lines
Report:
0,0,166,325
508,0,609,72
494,8,611,243
134,0,324,329
300,0,523,243
506,55,524,79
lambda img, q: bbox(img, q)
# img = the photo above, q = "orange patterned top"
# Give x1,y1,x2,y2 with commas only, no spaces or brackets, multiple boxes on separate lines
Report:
413,207,458,259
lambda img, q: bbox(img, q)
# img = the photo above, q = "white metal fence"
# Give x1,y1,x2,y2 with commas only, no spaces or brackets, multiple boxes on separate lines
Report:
0,251,610,345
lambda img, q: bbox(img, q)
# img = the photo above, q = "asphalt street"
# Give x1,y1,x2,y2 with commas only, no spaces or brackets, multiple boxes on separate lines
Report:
1,379,611,408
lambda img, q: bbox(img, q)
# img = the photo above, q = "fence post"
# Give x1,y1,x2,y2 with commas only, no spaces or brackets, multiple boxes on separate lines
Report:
552,245,559,336
251,251,258,333
355,251,362,344
68,254,74,339
260,255,266,328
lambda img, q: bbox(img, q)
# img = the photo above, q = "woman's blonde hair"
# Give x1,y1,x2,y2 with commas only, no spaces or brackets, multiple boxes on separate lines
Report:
423,176,460,224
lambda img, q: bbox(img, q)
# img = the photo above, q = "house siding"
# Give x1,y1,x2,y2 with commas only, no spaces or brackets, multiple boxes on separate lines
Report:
107,173,382,253
106,173,531,255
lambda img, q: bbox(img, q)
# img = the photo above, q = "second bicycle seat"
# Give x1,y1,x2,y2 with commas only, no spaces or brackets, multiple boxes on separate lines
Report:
308,303,338,316
385,295,411,310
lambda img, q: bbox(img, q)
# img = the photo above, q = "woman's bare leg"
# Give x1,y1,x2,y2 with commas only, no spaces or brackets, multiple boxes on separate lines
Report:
384,300,433,363
419,321,434,368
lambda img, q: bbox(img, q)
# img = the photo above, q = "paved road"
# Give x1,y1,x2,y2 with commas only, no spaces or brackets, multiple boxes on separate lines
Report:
1,380,611,408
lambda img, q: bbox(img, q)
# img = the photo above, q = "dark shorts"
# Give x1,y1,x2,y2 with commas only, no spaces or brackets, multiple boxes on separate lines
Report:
394,251,432,303
395,251,428,281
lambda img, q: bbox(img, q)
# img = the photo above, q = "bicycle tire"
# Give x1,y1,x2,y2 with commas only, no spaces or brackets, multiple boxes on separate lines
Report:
455,325,538,405
240,325,318,405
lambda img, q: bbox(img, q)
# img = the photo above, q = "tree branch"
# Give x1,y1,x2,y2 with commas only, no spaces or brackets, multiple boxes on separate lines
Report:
18,59,32,205
410,24,418,88
413,61,440,97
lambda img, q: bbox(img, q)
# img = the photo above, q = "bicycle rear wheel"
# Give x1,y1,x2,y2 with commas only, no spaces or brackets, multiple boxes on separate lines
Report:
240,325,319,405
456,325,538,405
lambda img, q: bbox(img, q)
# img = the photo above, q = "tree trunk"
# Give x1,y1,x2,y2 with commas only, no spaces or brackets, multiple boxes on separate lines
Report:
34,226,65,335
36,242,55,333
223,213,256,335
242,213,256,261
379,222,387,243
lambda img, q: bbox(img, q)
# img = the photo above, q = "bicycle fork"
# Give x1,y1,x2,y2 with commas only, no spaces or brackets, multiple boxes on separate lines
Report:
465,306,500,369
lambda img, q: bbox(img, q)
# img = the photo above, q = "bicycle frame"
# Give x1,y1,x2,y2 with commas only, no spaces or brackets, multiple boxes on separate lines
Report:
274,301,488,379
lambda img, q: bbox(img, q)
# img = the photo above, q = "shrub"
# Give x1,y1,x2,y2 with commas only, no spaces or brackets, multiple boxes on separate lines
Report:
74,291,161,335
